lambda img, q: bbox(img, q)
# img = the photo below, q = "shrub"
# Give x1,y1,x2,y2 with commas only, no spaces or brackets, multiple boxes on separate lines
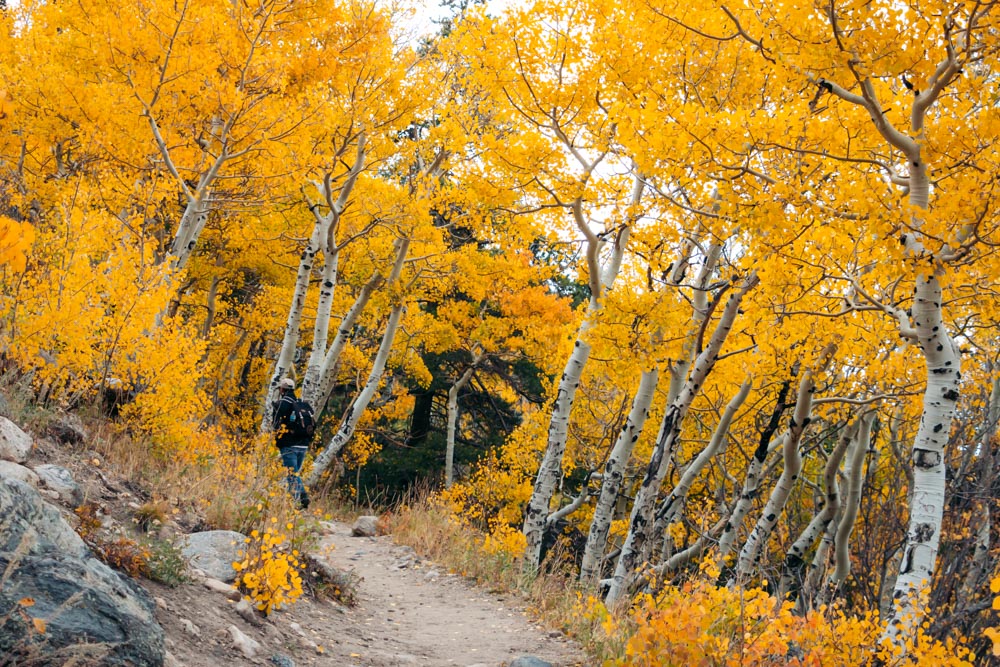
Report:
142,537,189,587
233,526,304,615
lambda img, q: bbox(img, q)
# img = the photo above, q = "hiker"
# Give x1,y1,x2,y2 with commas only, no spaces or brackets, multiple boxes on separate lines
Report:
271,377,315,509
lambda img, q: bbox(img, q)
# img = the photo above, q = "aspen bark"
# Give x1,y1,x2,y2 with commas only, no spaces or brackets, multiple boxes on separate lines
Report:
734,370,815,581
779,419,856,601
305,236,410,485
302,247,339,395
523,176,644,569
306,302,405,486
262,222,325,425
604,272,758,606
717,381,791,562
445,353,482,488
652,378,752,561
304,268,384,408
829,414,872,588
579,367,660,582
301,134,367,403
816,43,965,643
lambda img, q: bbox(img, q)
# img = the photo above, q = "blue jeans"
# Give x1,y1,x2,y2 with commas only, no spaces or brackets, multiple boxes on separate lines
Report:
279,447,309,508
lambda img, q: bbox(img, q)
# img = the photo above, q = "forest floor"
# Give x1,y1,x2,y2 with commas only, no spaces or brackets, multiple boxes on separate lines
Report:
150,519,586,667
18,425,586,667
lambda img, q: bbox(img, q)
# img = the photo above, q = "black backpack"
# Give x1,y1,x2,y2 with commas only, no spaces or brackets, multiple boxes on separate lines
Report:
280,397,316,441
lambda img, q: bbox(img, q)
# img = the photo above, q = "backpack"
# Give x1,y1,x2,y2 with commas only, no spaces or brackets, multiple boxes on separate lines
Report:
279,396,316,441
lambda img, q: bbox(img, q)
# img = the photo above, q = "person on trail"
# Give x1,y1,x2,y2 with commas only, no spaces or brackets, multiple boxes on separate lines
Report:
271,377,314,509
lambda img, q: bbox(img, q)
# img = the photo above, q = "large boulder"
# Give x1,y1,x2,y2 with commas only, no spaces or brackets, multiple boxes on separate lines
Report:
180,530,246,583
0,416,31,463
0,477,164,666
32,463,83,506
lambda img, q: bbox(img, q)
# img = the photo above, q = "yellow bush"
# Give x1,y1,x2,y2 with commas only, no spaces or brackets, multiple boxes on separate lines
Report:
234,526,304,615
574,575,979,667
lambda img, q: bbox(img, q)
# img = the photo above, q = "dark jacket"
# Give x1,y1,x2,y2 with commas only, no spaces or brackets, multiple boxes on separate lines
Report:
272,392,307,449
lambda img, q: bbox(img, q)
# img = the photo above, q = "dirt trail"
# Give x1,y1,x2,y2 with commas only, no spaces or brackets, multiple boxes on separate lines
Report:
317,522,585,667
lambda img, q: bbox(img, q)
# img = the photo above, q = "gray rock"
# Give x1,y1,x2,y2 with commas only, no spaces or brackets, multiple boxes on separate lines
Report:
270,654,296,667
32,464,83,505
0,460,40,487
180,530,246,582
351,515,379,537
179,618,200,636
509,658,553,667
228,624,260,660
0,476,86,557
47,413,88,445
0,416,31,463
234,598,262,627
0,478,165,666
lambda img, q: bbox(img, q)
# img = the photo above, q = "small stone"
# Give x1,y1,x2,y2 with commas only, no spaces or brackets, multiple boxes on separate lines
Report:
181,530,247,582
179,618,200,636
235,598,261,627
351,515,378,537
164,651,183,667
318,521,338,535
202,577,241,600
510,658,553,667
270,654,296,667
228,624,260,660
154,597,168,610
289,622,307,637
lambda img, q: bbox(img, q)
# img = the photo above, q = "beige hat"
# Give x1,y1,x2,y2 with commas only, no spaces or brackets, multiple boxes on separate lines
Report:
279,378,295,389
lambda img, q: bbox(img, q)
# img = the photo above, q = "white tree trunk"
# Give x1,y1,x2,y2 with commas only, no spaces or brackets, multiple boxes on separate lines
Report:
734,370,815,581
653,378,752,560
604,272,758,606
829,413,873,588
303,269,383,408
304,234,407,409
302,246,339,397
306,302,405,486
301,134,367,404
579,367,660,582
445,353,482,488
717,381,792,562
886,273,960,639
523,177,645,570
262,222,325,426
780,419,856,601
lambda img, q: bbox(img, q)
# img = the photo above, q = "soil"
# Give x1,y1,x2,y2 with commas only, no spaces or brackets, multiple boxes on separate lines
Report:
24,431,587,667
149,522,586,667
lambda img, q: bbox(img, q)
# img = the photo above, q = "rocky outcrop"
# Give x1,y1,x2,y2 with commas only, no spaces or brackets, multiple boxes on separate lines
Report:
0,416,32,463
0,477,165,666
180,530,246,583
0,460,40,487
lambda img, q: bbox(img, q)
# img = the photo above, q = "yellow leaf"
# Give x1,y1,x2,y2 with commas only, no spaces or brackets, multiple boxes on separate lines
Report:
19,597,35,607
32,618,46,634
